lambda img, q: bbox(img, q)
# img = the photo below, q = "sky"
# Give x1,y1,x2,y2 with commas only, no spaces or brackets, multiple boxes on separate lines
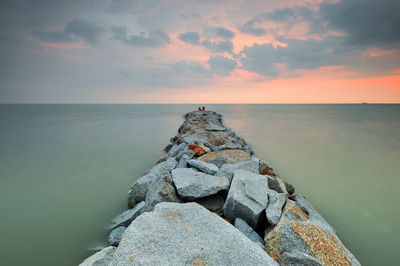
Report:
0,0,399,103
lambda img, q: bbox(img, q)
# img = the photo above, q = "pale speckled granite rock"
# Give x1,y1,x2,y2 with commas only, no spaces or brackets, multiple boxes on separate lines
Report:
187,159,219,175
79,246,115,266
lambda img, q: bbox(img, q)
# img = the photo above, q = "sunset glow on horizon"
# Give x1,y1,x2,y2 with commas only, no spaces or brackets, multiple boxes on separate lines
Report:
1,0,399,103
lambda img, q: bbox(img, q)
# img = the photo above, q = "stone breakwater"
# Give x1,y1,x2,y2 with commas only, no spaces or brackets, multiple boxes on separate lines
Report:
80,110,361,266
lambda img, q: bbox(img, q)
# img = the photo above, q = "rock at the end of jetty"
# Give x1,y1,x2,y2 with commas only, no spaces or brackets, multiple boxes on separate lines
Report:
223,170,269,228
234,217,265,246
108,226,126,246
172,168,229,200
109,201,145,229
109,202,278,266
197,149,251,164
187,159,219,175
79,246,116,266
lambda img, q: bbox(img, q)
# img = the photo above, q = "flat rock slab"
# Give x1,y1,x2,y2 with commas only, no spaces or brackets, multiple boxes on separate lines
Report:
187,159,219,175
197,149,251,164
79,246,115,266
109,202,278,266
223,170,269,228
172,168,229,200
109,201,145,229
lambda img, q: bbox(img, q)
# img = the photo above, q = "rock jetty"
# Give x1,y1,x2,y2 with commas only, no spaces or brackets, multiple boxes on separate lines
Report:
79,110,360,266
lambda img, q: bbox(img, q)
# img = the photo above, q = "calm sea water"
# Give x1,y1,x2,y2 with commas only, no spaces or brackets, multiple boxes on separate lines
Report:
0,104,399,266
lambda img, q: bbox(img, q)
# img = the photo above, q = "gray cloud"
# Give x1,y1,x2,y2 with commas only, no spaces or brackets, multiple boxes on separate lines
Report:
208,55,236,76
112,26,170,47
214,27,235,39
177,32,200,45
320,0,400,48
32,18,102,45
239,18,266,36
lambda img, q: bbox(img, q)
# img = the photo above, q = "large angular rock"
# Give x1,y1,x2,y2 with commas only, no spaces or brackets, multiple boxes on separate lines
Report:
109,202,278,266
167,142,186,158
266,175,288,194
223,170,269,228
195,194,225,216
234,218,265,246
142,173,181,212
281,251,323,266
265,190,287,226
188,159,219,175
198,149,251,164
171,168,229,200
216,158,259,182
109,201,145,229
108,226,126,246
127,158,177,207
79,246,116,266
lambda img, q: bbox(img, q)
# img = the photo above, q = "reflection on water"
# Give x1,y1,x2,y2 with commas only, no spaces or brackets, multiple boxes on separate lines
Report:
0,104,399,266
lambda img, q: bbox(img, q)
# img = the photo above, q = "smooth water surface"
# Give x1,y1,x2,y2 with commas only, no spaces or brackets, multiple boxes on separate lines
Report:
0,104,399,265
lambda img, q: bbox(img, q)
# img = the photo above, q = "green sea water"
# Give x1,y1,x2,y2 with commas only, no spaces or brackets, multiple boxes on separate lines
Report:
0,104,399,265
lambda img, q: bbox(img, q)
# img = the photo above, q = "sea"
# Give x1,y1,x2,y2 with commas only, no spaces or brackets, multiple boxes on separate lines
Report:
0,104,399,266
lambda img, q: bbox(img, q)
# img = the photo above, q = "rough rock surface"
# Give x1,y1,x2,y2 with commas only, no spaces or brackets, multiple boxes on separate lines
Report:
266,175,288,194
108,226,126,246
198,149,251,164
109,202,278,266
216,158,259,182
281,251,323,266
79,246,116,266
194,194,225,216
187,159,219,175
223,170,269,228
109,201,145,229
172,168,229,200
234,218,265,245
265,190,287,226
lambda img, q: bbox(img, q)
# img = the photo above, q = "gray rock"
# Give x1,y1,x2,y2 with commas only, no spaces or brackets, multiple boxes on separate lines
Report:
167,143,186,158
216,158,259,182
281,251,323,266
127,158,177,207
205,122,226,131
176,154,190,168
109,202,278,266
172,168,229,200
181,134,209,145
175,148,195,161
187,159,219,175
265,190,287,225
267,175,288,194
142,173,181,212
223,170,269,228
79,246,116,266
109,201,145,229
195,194,225,216
234,218,265,245
208,156,227,167
108,226,126,246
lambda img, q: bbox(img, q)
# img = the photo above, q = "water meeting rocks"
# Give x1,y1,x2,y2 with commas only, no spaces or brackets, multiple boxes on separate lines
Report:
80,110,360,265
109,202,278,266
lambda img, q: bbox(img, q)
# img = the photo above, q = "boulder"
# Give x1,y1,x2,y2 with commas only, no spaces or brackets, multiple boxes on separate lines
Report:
108,226,126,246
142,173,181,212
171,168,229,200
188,144,208,156
127,158,177,207
187,159,219,175
198,149,251,164
215,158,259,182
109,202,278,266
223,170,269,228
194,194,225,216
282,178,295,195
266,175,288,194
281,251,323,266
265,190,287,226
79,246,116,266
205,122,226,131
109,201,145,229
208,156,227,167
234,218,265,246
167,143,186,158
176,154,190,168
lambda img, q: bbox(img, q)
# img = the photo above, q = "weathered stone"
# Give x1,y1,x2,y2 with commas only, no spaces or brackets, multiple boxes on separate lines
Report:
79,246,116,266
260,160,277,176
172,168,229,200
109,201,145,229
188,144,208,156
181,134,209,145
215,158,259,182
108,226,126,246
198,149,251,164
194,194,225,216
223,170,269,228
281,251,323,266
142,173,181,212
127,158,177,207
109,202,278,266
205,122,226,131
176,154,190,168
208,156,227,167
267,175,288,194
167,142,186,158
282,178,295,195
265,190,287,226
234,218,265,246
187,159,219,175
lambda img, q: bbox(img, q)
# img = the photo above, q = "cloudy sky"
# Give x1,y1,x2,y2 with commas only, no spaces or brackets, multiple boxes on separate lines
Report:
0,0,399,103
